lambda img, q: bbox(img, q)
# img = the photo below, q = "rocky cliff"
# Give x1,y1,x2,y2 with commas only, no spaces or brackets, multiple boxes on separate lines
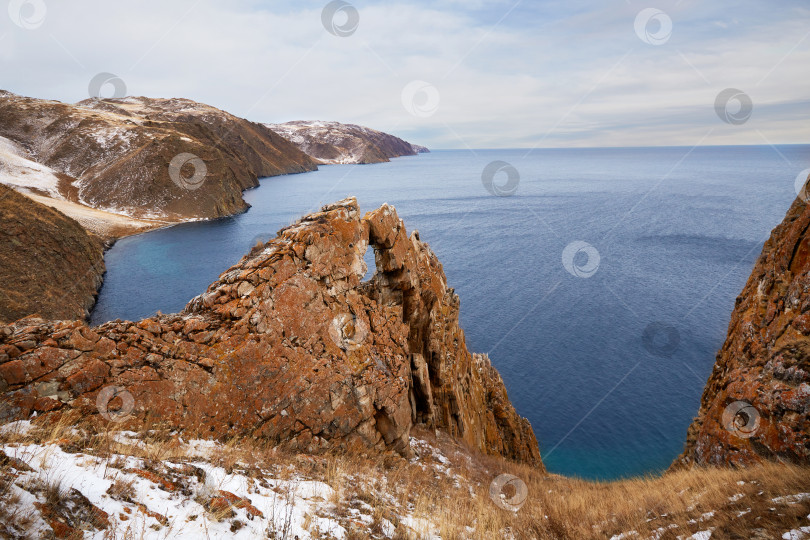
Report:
0,198,541,466
0,91,318,221
0,184,105,324
266,121,427,164
673,181,810,468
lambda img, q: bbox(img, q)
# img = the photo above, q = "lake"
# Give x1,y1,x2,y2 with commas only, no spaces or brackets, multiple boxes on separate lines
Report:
91,145,810,479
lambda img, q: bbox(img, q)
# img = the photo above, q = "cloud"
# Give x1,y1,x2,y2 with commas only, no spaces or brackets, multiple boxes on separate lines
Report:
0,0,807,148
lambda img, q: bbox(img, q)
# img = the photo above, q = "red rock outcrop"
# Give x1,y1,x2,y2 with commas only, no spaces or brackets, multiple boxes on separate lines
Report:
0,198,542,466
673,183,810,468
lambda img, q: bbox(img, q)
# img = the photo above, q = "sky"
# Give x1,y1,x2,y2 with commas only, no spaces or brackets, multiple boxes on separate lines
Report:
0,0,808,149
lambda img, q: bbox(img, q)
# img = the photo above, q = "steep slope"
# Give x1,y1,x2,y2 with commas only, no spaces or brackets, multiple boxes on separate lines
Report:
673,180,810,468
266,120,428,164
0,184,105,323
0,91,318,221
1,135,160,238
0,134,64,198
0,198,541,466
2,427,808,539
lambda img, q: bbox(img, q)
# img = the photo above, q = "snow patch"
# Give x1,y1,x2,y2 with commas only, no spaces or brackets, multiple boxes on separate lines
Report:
773,493,810,505
783,528,810,540
0,437,445,539
0,135,64,198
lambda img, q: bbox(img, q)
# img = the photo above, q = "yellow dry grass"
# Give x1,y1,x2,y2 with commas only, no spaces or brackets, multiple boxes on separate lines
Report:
1,417,808,539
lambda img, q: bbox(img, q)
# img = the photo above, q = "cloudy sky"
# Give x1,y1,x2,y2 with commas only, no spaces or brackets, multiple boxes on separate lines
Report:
1,0,808,148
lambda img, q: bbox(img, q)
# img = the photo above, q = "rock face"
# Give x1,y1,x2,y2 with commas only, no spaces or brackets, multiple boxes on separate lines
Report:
0,198,541,466
673,186,810,468
266,121,428,165
0,91,318,221
0,184,105,324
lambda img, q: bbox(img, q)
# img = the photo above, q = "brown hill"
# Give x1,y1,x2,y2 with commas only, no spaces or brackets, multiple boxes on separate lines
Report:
0,184,105,324
266,120,427,164
0,91,318,221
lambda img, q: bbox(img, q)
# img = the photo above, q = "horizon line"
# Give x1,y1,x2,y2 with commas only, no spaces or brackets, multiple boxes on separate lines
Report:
422,143,810,151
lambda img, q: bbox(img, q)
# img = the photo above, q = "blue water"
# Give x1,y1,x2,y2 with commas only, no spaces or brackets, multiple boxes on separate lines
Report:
91,146,810,480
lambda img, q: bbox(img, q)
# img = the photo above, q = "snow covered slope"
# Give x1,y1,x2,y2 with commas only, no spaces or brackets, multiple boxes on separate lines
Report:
0,135,63,199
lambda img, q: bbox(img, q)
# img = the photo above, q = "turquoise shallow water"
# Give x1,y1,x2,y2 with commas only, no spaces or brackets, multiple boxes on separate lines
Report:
91,145,810,480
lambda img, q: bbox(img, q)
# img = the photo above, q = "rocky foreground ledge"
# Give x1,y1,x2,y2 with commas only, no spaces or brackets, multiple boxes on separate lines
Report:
0,198,541,466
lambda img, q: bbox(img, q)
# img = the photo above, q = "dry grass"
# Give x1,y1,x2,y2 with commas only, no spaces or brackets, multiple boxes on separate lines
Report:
303,432,810,539
106,476,136,501
428,457,810,539
0,183,107,323
1,419,808,539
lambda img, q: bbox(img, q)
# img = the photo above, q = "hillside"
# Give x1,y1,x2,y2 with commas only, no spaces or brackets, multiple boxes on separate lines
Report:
1,196,810,539
0,184,105,324
266,121,428,165
1,421,809,539
0,91,324,322
0,91,318,222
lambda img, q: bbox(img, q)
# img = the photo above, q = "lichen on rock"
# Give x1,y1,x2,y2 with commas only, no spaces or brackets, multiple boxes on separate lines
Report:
0,198,542,467
673,181,810,469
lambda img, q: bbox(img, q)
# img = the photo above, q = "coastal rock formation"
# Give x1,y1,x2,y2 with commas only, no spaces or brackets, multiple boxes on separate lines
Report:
0,91,318,221
673,182,810,468
0,184,105,324
266,121,428,165
0,198,541,466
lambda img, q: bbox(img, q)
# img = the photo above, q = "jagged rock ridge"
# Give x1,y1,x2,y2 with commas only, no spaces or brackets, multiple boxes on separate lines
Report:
266,120,428,165
0,91,318,221
0,198,541,466
673,181,810,468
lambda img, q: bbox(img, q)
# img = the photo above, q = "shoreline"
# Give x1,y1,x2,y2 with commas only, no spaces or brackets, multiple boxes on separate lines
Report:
84,153,428,323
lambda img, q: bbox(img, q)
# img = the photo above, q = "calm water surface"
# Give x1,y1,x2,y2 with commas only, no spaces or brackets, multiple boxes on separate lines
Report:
91,145,810,480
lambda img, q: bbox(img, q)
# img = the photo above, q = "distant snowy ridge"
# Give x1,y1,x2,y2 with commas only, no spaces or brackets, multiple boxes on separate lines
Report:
266,120,428,165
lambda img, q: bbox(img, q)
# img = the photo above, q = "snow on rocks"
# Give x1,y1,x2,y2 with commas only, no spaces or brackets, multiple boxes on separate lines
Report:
0,441,347,539
0,436,448,539
399,515,440,539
